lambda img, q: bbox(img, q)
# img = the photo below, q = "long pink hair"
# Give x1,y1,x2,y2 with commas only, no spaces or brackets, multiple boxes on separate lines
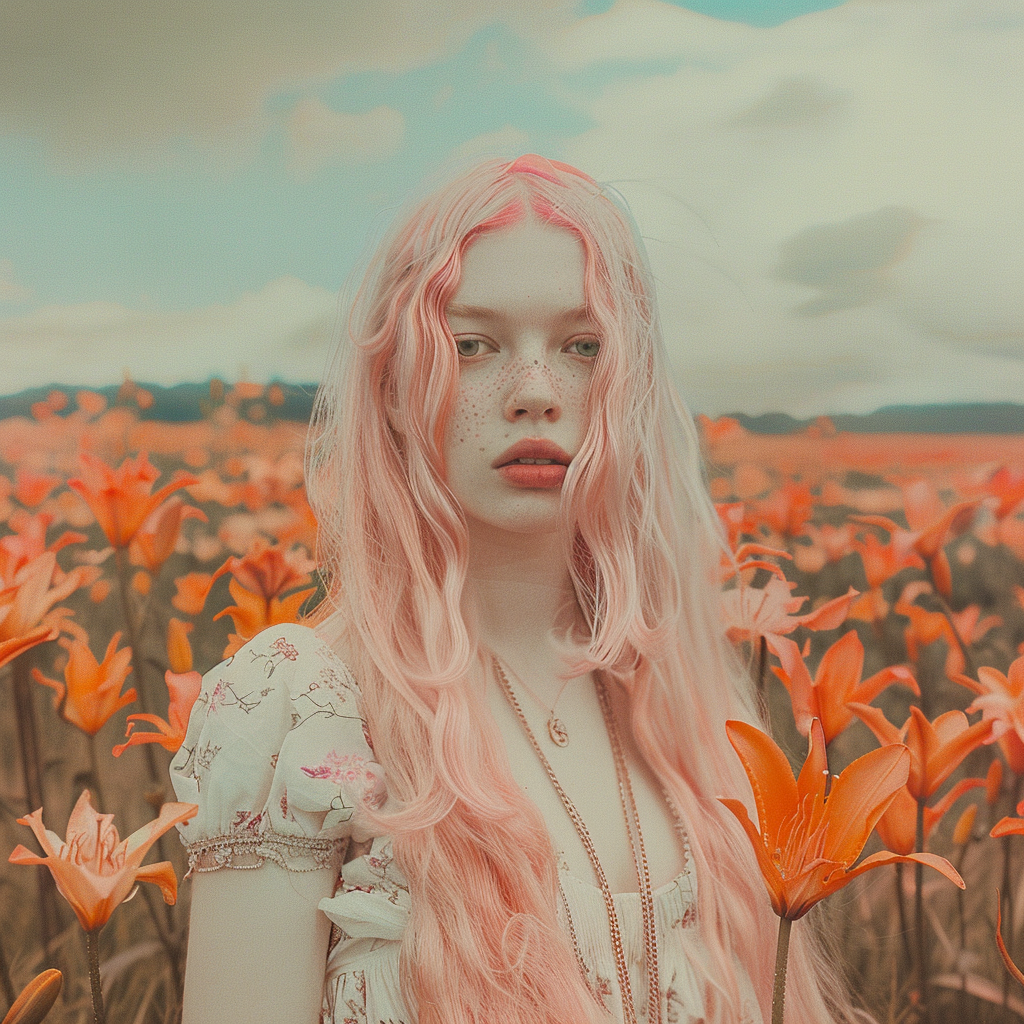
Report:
306,155,854,1023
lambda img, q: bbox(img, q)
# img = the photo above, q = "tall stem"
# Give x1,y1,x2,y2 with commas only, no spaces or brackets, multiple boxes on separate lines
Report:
112,547,160,787
772,916,793,1024
1001,775,1022,1011
86,733,107,814
10,655,58,955
931,591,976,679
85,930,106,1024
0,929,15,1011
757,635,772,731
915,796,930,1024
894,863,913,971
138,882,183,999
955,842,969,1019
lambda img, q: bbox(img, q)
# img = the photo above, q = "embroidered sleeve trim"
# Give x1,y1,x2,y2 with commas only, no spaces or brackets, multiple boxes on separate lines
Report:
184,830,344,876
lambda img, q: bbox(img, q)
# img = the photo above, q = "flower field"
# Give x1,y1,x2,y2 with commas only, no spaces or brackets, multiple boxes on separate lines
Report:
2,381,1024,1023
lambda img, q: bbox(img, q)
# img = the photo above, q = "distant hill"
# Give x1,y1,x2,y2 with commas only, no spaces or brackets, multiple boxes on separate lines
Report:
0,381,319,423
2,382,1023,434
731,403,1024,434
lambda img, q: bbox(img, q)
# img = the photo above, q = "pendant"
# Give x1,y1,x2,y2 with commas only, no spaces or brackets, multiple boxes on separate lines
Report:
547,716,569,747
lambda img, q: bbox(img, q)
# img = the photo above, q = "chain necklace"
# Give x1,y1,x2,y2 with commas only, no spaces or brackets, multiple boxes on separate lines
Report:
494,657,662,1024
498,659,574,746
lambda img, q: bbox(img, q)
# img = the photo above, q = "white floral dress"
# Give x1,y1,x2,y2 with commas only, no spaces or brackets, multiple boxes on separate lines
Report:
170,624,761,1024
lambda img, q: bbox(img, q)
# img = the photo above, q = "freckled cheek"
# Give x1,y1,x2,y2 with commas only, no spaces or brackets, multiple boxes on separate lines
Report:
445,375,502,448
546,364,592,428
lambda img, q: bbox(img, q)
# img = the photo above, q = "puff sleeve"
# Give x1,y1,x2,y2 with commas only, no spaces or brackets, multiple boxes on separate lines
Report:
169,623,385,876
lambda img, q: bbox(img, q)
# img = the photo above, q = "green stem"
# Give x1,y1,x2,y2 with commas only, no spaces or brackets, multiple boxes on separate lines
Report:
0,929,15,1011
1002,774,1022,1012
86,733,107,814
112,546,160,787
895,862,913,972
757,635,772,731
955,842,969,1020
931,591,976,679
138,883,183,998
11,655,58,956
915,796,930,1024
85,930,106,1024
772,916,793,1024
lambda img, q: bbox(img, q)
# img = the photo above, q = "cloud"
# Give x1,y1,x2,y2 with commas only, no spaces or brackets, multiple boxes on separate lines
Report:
550,0,1024,413
775,206,929,314
0,260,32,304
0,0,571,166
286,98,405,177
0,277,337,391
729,76,850,131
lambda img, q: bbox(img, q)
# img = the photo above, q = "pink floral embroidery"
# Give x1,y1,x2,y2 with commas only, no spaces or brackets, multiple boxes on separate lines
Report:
271,637,300,660
232,809,265,834
301,751,386,809
208,679,229,711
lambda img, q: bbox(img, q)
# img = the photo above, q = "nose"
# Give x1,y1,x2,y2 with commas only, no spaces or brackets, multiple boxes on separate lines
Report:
504,358,560,423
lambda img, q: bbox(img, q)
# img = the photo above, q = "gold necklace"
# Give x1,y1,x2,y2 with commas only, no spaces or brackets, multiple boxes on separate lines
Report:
498,659,574,746
494,657,662,1024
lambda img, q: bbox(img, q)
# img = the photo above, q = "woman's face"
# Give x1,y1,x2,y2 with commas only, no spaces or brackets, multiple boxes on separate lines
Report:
442,216,601,537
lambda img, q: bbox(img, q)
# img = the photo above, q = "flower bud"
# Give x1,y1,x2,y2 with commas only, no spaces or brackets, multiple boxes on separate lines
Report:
167,618,194,674
3,969,62,1024
953,803,977,846
987,759,1004,806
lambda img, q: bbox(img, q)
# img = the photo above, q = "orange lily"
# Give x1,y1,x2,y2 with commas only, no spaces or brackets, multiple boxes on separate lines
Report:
715,501,759,551
722,575,858,670
871,776,985,856
129,496,207,573
720,718,963,920
0,622,58,671
751,480,815,540
772,629,918,744
895,592,967,677
214,577,317,657
32,632,136,736
8,789,197,932
112,669,201,756
849,703,993,802
206,535,315,606
171,571,214,615
848,530,922,624
68,452,196,549
0,552,96,669
13,469,62,509
854,483,980,599
956,654,1024,774
167,616,194,674
992,799,1024,839
982,466,1024,522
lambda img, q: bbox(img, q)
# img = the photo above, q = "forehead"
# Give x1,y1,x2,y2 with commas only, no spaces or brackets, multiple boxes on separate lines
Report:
451,218,588,317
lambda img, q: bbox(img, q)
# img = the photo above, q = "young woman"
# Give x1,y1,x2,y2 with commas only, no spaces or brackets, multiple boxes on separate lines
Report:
170,155,852,1024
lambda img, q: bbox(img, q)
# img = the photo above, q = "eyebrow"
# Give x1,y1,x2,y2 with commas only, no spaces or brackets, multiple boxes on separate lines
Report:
444,302,592,323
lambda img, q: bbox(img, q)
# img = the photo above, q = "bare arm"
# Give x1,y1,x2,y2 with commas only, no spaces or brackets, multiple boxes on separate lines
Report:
181,862,335,1024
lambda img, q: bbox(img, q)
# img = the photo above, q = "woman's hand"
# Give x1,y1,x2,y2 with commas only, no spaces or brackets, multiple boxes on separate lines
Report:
181,861,335,1024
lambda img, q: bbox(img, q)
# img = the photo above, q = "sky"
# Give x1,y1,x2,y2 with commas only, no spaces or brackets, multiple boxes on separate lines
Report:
0,0,1021,416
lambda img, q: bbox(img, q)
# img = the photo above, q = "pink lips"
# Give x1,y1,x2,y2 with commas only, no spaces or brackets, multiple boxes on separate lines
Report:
493,438,572,489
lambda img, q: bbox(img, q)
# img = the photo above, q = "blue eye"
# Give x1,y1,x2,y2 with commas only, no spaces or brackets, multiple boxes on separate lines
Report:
568,337,601,358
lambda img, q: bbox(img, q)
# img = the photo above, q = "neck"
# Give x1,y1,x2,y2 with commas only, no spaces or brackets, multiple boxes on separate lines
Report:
463,521,583,695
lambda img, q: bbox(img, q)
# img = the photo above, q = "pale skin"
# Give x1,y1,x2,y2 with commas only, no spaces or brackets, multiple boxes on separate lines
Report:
181,217,687,1023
